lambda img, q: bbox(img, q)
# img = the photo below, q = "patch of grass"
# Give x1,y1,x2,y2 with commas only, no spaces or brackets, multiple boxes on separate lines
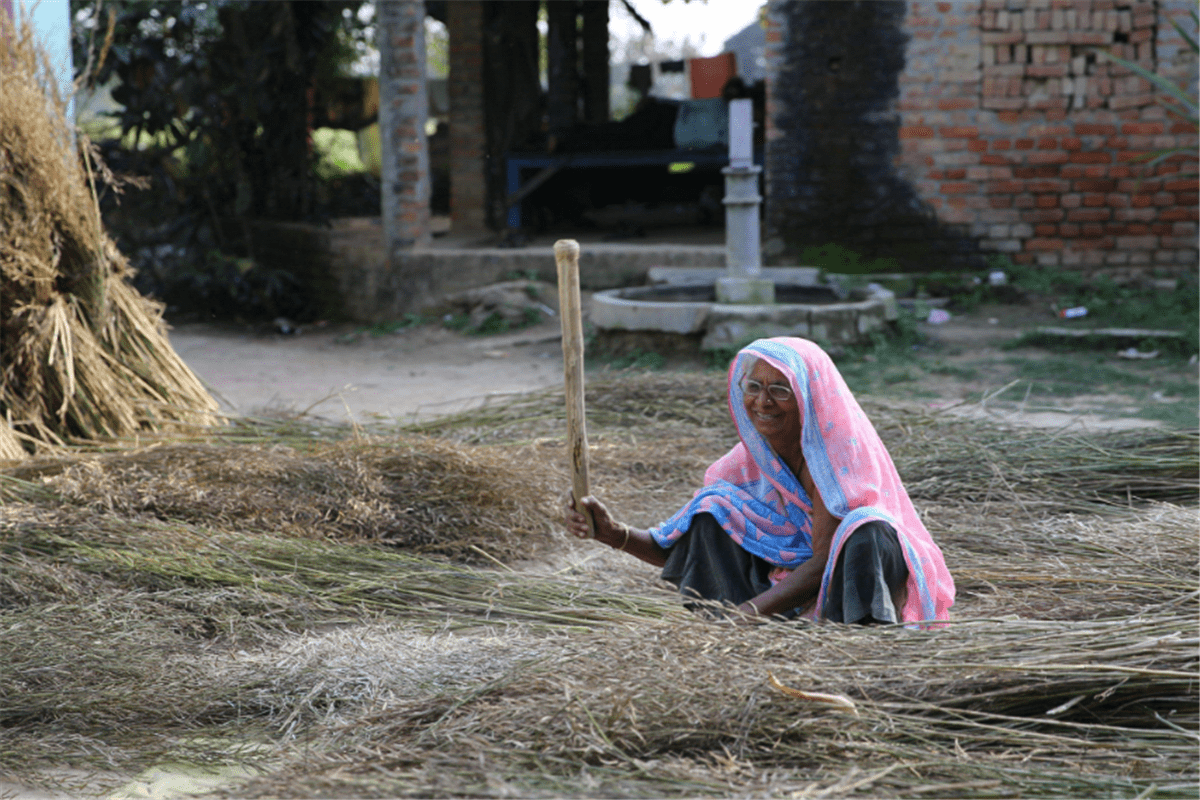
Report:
601,348,667,371
801,243,899,275
926,361,979,380
832,310,930,395
1006,329,1197,359
443,308,542,336
984,255,1199,355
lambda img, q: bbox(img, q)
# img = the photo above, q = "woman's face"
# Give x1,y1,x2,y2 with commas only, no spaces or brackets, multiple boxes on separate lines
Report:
742,360,801,449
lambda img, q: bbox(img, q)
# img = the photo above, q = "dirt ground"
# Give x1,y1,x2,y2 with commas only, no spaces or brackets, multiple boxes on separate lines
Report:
169,297,1198,432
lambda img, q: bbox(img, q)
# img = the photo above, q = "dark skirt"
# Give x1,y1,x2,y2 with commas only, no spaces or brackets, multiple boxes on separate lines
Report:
659,512,909,624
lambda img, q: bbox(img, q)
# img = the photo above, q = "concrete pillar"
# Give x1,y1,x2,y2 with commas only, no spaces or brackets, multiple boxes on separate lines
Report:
378,0,431,251
447,0,487,232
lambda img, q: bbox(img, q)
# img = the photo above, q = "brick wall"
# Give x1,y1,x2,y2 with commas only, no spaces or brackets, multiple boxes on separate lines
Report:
896,0,1198,275
377,0,431,252
763,1,985,271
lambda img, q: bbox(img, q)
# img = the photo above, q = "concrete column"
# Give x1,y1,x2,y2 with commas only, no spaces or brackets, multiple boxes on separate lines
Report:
447,0,487,232
378,0,431,251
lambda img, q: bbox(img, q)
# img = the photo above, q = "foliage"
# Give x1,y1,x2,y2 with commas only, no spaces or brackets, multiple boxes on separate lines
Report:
984,254,1200,356
802,242,901,275
70,0,370,322
442,308,543,337
1098,10,1198,174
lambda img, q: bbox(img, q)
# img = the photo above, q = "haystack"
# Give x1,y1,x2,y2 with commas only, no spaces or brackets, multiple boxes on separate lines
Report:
0,15,219,458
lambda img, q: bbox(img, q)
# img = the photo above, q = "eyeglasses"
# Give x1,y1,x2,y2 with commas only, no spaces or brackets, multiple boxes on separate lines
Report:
741,378,793,402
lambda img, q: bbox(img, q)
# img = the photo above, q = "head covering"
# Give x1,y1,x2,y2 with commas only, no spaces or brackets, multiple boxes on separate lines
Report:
648,337,955,623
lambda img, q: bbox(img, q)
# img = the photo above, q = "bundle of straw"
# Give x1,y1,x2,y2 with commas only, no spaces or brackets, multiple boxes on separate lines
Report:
6,433,565,563
0,14,219,457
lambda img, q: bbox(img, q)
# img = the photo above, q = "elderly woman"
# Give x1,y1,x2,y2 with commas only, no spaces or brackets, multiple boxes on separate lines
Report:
565,337,955,624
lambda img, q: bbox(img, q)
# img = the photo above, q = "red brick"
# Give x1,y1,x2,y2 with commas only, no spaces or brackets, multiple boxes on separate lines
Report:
1015,194,1037,209
1025,237,1065,251
1015,166,1063,179
900,126,936,138
1035,224,1059,236
1060,137,1083,151
1075,123,1117,135
1082,223,1108,237
989,180,1025,194
1016,138,1036,150
1068,208,1112,222
941,182,977,194
1074,179,1117,192
1061,193,1082,208
1113,122,1161,138
1027,179,1071,192
981,154,1013,165
1028,151,1070,164
1037,195,1060,208
938,98,978,111
1130,195,1154,208
968,139,989,152
1059,223,1081,237
992,139,1012,150
1152,223,1174,236
983,31,1024,45
1176,191,1200,206
1069,152,1113,164
1117,150,1154,162
1105,193,1130,208
1037,137,1059,149
1160,208,1200,222
1165,178,1200,192
946,168,967,180
940,126,980,138
1027,64,1069,77
997,111,1021,123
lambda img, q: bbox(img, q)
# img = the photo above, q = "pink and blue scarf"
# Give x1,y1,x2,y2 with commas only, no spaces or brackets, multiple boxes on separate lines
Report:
648,337,955,623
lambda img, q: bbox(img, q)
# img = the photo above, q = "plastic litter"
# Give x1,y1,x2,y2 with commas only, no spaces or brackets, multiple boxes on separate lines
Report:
1118,347,1159,360
927,309,952,325
1058,306,1088,319
988,270,1007,286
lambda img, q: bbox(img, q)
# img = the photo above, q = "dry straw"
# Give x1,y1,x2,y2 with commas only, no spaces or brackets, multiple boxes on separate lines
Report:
0,13,219,459
1,369,1195,797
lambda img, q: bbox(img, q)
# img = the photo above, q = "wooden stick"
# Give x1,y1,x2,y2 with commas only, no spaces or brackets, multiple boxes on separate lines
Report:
554,239,593,536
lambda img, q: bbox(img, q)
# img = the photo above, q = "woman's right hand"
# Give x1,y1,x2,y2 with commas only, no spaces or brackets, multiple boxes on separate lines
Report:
564,492,624,549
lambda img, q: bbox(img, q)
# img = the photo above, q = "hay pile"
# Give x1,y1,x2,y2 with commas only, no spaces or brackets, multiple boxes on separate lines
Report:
6,433,561,562
0,372,1196,798
0,14,218,458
